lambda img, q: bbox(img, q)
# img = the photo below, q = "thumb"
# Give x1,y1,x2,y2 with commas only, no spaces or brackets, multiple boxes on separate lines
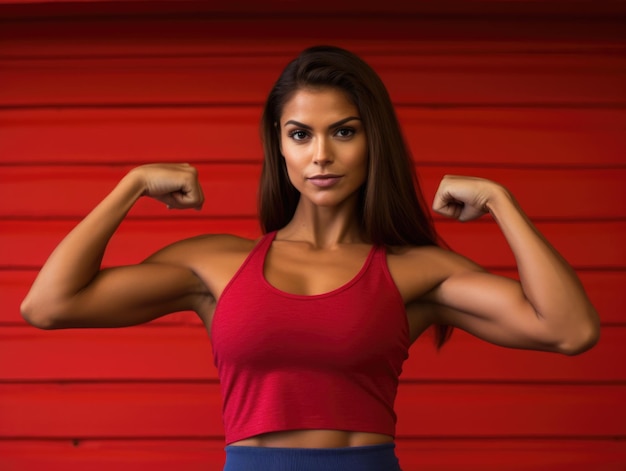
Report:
432,191,464,220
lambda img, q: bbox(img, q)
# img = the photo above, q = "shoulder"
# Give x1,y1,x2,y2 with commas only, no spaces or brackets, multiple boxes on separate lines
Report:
145,233,256,255
145,233,263,300
387,244,479,271
145,233,259,267
386,244,484,303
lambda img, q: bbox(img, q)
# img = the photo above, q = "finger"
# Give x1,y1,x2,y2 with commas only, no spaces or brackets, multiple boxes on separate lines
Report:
169,188,202,209
194,181,205,211
181,167,204,210
155,187,201,210
457,206,485,222
432,186,461,219
433,199,464,220
154,193,179,209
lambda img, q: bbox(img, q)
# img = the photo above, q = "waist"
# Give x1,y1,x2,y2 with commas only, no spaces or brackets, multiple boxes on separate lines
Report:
229,429,394,448
224,441,401,471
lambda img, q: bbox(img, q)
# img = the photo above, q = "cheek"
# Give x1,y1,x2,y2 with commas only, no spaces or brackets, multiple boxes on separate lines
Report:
282,144,308,170
282,153,304,189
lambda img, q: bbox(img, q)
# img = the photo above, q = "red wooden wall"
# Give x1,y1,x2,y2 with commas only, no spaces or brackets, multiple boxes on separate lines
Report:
1,1,625,469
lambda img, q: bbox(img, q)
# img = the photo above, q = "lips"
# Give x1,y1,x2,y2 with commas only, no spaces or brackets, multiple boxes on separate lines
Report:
307,174,343,188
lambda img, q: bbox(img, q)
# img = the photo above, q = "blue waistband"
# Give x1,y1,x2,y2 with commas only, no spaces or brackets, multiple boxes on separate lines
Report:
223,442,402,471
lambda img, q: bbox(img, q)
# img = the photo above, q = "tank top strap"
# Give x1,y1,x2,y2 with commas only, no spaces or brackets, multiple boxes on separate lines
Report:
244,230,277,271
370,243,398,288
370,243,388,268
244,233,388,285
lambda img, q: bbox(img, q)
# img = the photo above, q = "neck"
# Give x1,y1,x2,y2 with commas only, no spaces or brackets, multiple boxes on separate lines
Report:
278,198,364,249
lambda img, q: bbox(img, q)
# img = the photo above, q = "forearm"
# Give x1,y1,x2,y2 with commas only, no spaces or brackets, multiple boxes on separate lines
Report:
487,186,600,351
21,171,145,321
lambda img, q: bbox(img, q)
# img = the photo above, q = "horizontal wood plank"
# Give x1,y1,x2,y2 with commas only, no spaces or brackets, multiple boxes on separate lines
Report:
0,325,623,381
2,0,626,19
3,33,626,58
1,220,624,269
0,438,625,471
394,383,626,438
0,165,261,218
0,382,225,438
0,326,216,381
2,107,624,166
394,438,626,470
1,165,624,219
402,107,626,167
0,107,265,164
0,439,226,471
2,53,624,107
0,382,624,438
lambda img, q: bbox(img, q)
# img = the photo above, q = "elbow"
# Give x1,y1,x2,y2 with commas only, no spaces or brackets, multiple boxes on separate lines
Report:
557,316,601,356
20,297,63,330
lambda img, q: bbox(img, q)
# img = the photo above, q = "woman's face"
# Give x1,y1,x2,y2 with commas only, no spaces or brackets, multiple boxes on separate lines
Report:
279,87,368,209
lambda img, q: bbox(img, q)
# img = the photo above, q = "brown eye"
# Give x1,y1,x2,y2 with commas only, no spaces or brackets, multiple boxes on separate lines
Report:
288,130,308,141
335,128,355,138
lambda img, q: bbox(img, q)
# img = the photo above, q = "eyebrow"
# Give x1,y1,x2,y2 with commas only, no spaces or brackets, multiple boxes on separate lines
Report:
283,116,361,130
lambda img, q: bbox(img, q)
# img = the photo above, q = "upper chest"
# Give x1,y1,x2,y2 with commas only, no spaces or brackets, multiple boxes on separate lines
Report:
263,241,375,297
194,237,446,304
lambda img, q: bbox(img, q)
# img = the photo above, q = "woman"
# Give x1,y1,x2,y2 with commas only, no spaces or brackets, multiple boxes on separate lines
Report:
21,46,600,471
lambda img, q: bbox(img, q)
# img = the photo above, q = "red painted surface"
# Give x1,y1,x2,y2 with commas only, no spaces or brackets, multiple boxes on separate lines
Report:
0,1,624,469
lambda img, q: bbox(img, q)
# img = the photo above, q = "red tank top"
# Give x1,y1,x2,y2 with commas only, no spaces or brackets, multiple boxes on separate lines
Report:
211,231,410,445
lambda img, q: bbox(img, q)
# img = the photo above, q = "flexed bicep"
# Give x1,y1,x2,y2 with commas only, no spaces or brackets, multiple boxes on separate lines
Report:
21,164,210,329
56,260,211,328
426,270,563,352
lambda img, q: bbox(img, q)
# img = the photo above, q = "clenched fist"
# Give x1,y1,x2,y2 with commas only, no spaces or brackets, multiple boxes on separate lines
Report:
432,175,509,222
129,163,204,210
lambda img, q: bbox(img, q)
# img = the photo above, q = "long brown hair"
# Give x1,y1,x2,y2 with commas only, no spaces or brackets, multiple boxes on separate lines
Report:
258,45,451,347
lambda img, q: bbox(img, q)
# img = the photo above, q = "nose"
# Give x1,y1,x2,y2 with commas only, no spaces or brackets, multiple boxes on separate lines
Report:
313,137,333,166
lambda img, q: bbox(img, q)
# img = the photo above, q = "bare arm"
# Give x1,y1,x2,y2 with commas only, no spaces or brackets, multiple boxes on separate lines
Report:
20,163,211,329
424,175,600,355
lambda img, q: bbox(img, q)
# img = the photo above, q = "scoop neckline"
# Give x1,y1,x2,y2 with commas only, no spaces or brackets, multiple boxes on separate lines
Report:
260,231,378,300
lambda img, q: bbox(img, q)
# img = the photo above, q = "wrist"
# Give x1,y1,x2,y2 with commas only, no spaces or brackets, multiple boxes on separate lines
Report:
484,183,515,216
122,167,150,198
108,168,148,213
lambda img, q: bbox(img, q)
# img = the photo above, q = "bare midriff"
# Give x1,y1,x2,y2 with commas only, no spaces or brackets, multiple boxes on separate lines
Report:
229,430,394,448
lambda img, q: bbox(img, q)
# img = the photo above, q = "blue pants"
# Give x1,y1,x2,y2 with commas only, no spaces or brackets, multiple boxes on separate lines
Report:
223,442,402,471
